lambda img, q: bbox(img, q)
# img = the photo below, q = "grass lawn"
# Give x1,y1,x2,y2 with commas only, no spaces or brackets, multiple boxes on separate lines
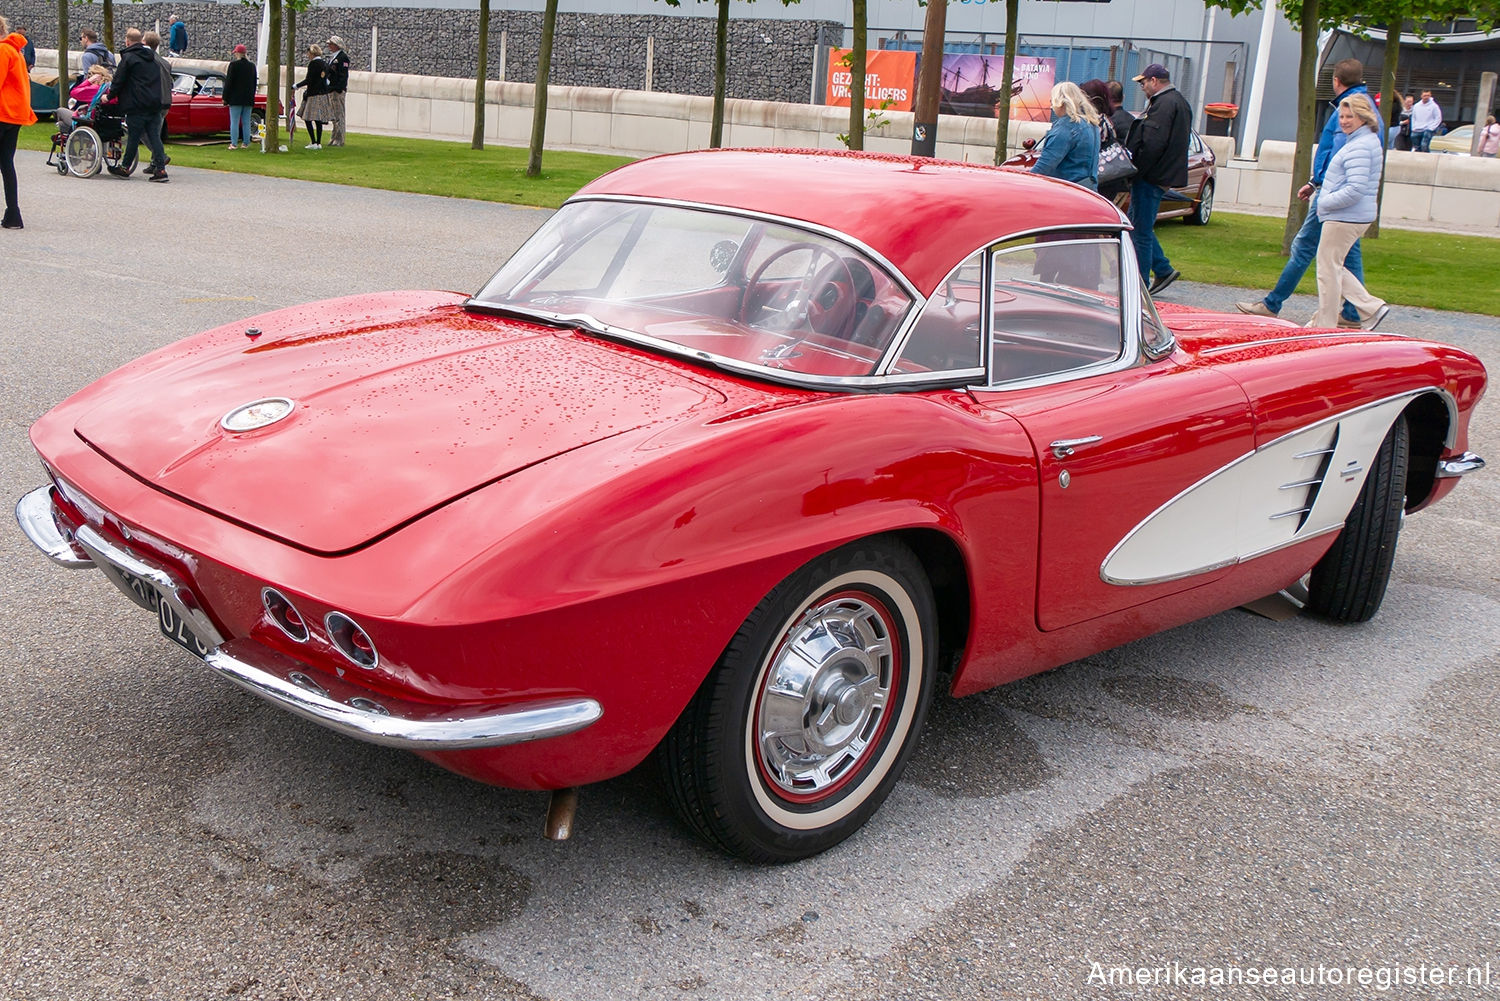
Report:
17,123,631,209
20,123,1500,314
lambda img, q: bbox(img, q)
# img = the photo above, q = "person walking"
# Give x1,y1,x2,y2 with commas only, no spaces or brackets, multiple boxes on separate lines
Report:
1409,91,1442,152
1105,80,1136,148
1310,93,1388,330
79,28,115,80
1392,93,1414,150
325,36,350,146
1125,63,1191,295
224,44,257,150
167,15,187,57
1478,115,1500,158
1,15,38,230
142,30,173,181
1234,59,1382,327
1029,81,1101,190
107,27,170,182
294,44,334,149
15,25,32,69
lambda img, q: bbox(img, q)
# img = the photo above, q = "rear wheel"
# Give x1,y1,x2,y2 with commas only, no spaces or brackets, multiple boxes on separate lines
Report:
64,127,104,178
1306,415,1409,622
659,539,936,862
251,110,266,143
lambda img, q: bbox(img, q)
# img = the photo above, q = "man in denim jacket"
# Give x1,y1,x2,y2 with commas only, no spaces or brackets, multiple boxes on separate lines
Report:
1235,59,1384,327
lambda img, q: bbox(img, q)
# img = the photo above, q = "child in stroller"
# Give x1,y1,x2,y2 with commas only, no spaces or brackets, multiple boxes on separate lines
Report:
47,71,133,178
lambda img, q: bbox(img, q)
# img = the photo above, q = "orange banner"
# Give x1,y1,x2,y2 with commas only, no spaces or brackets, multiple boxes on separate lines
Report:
825,49,917,111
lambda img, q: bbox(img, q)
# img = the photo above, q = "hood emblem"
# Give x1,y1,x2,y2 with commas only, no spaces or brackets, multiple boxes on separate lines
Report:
220,398,296,433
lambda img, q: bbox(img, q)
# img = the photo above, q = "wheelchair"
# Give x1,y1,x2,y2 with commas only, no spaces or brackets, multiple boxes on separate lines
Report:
46,102,135,179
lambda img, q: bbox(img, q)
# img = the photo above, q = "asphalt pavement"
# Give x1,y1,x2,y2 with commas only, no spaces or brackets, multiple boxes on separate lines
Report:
1,152,1497,1001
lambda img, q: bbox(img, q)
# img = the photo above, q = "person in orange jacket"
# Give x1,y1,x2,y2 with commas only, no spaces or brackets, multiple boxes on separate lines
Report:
1,16,39,229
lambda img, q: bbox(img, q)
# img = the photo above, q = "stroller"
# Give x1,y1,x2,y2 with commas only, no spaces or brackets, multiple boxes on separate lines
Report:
46,88,135,178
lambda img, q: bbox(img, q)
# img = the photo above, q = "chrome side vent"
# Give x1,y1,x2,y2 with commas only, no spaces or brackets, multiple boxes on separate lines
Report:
1272,426,1340,532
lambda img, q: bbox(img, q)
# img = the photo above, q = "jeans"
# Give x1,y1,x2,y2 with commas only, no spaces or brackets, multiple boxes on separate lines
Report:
228,105,254,146
1262,192,1361,322
1129,180,1171,283
1413,129,1433,152
122,110,168,173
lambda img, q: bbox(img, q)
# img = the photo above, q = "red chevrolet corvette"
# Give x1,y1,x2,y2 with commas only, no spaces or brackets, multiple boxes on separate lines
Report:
17,150,1486,861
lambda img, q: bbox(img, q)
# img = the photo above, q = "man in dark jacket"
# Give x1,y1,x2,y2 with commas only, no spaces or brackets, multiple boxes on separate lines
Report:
1126,63,1192,295
325,35,350,146
108,28,169,182
143,30,173,181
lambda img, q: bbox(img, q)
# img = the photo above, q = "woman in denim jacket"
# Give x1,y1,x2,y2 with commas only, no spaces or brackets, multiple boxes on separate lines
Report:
1311,93,1387,330
1029,82,1101,190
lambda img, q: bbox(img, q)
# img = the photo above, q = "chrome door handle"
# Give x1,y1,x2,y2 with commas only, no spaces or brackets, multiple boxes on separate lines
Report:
1049,435,1103,459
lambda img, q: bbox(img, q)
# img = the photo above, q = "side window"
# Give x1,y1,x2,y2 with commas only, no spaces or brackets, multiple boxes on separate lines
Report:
890,251,984,375
989,235,1123,384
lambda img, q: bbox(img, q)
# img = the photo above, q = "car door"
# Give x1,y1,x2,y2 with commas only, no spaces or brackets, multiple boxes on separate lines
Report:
967,232,1256,631
191,75,228,133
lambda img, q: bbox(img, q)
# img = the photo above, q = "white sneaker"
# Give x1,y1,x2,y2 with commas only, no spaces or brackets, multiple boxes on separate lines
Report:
306,143,321,150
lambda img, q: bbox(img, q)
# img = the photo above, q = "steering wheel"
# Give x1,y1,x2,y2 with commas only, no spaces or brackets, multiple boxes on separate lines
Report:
739,242,857,339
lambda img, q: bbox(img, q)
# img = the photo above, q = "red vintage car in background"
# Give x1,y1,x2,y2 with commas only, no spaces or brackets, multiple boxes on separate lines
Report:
1006,128,1218,224
16,150,1485,862
162,66,271,142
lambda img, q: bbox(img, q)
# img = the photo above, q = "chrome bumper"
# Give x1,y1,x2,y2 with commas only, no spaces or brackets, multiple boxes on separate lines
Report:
1437,451,1485,478
16,484,603,751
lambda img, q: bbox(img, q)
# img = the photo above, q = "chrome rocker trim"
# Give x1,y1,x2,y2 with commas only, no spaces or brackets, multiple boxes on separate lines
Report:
16,485,603,751
1437,451,1485,478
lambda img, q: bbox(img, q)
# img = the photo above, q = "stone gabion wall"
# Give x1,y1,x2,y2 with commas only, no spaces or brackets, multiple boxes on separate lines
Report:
10,0,843,104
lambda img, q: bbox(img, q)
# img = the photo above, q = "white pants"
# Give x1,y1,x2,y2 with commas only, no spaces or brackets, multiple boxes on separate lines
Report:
1313,219,1384,328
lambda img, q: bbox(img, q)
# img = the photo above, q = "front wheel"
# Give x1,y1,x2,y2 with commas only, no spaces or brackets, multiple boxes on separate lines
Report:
1186,180,1214,225
1306,415,1409,622
658,539,936,862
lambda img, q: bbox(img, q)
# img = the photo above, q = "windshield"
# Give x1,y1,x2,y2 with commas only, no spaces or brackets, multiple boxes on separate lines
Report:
471,200,914,379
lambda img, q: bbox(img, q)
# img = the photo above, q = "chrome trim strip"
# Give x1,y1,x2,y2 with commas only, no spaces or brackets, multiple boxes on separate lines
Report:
71,523,227,648
1437,451,1486,478
15,486,94,568
1292,447,1336,460
1279,478,1323,490
204,642,603,750
1269,507,1312,520
1100,525,1342,587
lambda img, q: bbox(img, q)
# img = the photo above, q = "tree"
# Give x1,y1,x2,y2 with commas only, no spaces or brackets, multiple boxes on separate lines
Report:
845,0,866,150
472,0,490,149
990,0,1019,163
659,1,799,148
526,0,559,177
54,0,68,108
102,1,115,50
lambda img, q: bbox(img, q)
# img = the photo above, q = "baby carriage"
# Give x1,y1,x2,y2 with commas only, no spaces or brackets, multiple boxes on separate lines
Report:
46,90,135,178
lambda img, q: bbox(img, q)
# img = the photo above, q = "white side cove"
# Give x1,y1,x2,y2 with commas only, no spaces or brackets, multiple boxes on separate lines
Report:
1101,395,1421,587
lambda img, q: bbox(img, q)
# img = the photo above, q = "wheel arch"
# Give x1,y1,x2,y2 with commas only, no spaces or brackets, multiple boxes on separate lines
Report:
1402,391,1453,511
884,527,972,683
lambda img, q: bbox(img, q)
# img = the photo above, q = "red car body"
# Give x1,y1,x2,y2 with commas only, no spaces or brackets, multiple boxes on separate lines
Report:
17,150,1486,861
164,69,270,139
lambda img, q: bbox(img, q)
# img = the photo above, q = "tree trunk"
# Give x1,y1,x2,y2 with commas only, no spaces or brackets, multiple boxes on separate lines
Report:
1368,24,1401,239
103,0,114,50
1281,0,1319,255
55,0,68,108
992,0,1019,163
847,0,867,150
285,6,297,149
711,0,728,148
472,0,489,149
911,0,946,156
265,1,281,152
526,0,559,177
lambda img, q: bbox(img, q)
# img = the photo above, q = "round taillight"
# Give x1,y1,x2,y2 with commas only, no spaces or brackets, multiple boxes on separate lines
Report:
325,612,378,670
262,588,309,642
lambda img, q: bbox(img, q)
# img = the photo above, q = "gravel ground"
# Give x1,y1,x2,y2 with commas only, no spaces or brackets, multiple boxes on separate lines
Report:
1,153,1496,1001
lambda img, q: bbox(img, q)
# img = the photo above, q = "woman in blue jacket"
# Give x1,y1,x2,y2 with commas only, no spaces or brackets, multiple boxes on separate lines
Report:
1311,93,1388,330
1029,82,1101,190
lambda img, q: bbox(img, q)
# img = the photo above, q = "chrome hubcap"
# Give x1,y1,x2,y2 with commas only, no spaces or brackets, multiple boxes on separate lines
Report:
755,594,897,800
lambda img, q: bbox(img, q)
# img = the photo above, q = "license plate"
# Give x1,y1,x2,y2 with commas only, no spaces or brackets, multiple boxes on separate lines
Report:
119,568,213,660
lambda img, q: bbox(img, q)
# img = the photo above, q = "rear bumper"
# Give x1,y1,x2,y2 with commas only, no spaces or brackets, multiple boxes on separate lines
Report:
15,484,603,751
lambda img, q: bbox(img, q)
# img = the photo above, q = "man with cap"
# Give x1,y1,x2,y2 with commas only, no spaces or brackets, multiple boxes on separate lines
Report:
1126,62,1192,295
325,35,350,146
224,42,258,150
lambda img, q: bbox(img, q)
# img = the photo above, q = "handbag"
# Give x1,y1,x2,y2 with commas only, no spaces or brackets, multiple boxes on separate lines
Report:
1098,140,1136,185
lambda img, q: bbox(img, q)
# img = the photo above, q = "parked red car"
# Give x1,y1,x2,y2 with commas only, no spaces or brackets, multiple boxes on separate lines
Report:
17,150,1485,862
163,67,270,142
1006,129,1218,224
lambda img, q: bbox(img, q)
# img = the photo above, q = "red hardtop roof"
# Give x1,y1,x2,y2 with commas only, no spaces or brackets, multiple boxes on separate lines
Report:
576,148,1127,296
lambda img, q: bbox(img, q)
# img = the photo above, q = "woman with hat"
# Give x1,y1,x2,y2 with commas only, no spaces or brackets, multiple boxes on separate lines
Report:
224,43,257,150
